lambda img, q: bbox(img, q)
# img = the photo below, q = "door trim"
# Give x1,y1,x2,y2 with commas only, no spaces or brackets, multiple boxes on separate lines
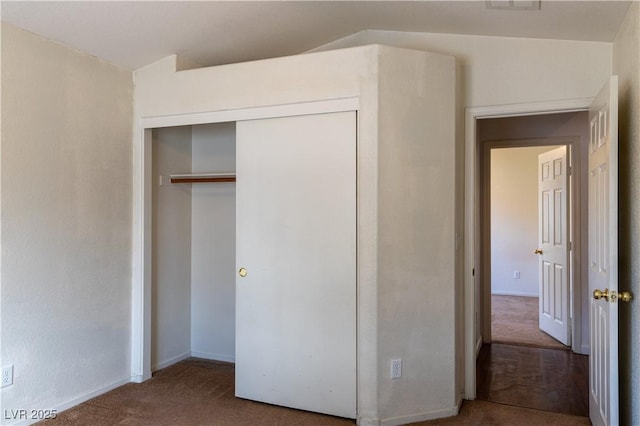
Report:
130,97,360,383
463,98,592,399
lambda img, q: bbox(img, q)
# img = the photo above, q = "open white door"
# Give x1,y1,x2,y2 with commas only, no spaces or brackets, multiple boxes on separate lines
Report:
589,76,618,426
235,112,357,418
537,146,570,346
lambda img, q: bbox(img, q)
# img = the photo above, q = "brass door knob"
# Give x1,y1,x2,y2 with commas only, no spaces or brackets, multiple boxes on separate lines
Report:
620,291,633,302
534,249,543,255
594,288,610,301
239,267,247,278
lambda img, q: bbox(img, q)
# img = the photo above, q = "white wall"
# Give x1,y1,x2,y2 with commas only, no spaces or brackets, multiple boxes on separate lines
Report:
377,47,458,421
0,24,133,418
308,30,612,108
490,146,556,297
151,127,192,370
190,122,236,363
134,47,373,119
613,2,640,424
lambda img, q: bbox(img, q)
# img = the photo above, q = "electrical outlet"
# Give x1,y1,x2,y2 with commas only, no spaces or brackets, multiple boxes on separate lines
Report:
1,365,13,388
391,358,402,379
514,271,521,279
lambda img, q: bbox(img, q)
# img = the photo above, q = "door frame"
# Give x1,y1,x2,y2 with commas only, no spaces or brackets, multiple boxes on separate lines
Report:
464,98,593,399
130,97,360,383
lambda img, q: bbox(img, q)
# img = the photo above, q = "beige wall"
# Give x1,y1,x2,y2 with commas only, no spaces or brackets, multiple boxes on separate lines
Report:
309,30,612,108
490,146,555,297
1,24,133,416
613,2,640,424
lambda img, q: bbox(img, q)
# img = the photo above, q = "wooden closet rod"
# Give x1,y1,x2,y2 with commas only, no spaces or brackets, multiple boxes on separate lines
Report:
170,173,236,184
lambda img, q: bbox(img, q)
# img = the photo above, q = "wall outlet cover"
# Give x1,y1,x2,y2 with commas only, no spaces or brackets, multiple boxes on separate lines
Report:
391,358,402,379
1,365,14,388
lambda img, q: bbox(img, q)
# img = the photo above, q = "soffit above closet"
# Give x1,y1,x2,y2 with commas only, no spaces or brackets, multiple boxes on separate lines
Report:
1,1,631,71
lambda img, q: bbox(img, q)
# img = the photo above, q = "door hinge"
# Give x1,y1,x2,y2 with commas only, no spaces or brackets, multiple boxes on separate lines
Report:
472,268,475,277
568,166,572,176
568,241,573,251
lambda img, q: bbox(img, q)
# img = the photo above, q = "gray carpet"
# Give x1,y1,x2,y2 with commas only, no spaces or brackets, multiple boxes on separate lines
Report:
492,295,568,350
40,358,590,425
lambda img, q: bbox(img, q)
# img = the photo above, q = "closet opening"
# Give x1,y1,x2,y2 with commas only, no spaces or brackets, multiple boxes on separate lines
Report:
151,122,237,371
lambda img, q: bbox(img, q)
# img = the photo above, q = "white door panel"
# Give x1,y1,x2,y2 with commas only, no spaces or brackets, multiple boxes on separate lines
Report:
235,112,356,418
538,146,570,345
589,76,618,426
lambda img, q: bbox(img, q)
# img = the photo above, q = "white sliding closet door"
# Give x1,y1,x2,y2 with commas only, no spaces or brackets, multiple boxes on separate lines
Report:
235,111,357,418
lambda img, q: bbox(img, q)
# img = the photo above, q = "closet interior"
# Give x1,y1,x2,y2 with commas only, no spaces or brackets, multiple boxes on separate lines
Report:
151,122,237,371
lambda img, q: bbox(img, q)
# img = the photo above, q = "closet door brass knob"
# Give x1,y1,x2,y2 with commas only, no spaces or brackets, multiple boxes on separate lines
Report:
238,268,248,278
534,249,543,255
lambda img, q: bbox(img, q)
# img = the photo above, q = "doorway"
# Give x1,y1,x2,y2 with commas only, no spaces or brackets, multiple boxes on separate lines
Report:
472,111,591,416
477,112,590,355
463,101,593,402
488,145,568,351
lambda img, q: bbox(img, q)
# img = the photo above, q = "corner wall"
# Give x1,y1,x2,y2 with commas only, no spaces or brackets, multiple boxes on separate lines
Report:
1,24,133,418
613,2,640,424
377,46,458,423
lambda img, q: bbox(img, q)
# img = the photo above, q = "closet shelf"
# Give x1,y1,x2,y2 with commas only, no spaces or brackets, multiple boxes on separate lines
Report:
170,173,236,184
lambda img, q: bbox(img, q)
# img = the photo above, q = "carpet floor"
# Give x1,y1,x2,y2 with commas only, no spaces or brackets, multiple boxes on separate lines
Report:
491,295,568,350
40,358,591,426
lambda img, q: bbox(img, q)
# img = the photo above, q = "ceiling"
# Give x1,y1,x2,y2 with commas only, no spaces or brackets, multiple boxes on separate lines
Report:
1,1,631,71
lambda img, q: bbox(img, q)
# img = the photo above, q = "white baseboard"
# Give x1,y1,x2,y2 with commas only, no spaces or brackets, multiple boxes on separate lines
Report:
55,376,130,411
131,372,152,383
491,291,537,297
190,351,235,363
380,403,460,426
152,351,191,372
456,393,463,414
152,350,234,373
2,376,131,426
579,343,590,356
357,417,381,426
